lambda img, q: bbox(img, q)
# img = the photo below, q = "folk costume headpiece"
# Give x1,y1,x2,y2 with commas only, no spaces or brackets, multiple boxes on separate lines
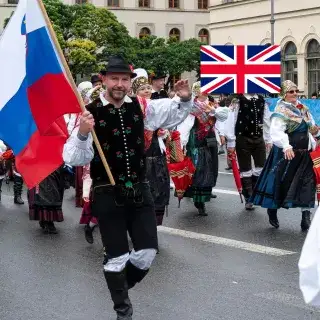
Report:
280,80,298,98
77,81,93,100
131,68,149,94
192,81,201,97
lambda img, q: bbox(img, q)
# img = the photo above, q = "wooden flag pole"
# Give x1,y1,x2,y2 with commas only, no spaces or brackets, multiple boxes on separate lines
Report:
36,0,115,185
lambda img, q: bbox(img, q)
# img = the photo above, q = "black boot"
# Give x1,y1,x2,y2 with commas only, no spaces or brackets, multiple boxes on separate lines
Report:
241,177,254,210
195,202,208,216
301,211,311,232
104,270,133,320
13,175,24,205
0,178,3,202
267,209,279,229
126,260,149,290
84,224,94,244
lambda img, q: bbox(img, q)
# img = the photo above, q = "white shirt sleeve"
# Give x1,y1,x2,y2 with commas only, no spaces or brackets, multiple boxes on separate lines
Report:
263,104,272,144
63,127,94,166
270,117,292,151
176,114,195,148
144,97,192,131
225,105,238,148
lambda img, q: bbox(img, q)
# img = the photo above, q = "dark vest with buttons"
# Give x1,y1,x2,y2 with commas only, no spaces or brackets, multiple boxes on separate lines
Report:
151,89,168,100
86,97,146,185
235,95,265,138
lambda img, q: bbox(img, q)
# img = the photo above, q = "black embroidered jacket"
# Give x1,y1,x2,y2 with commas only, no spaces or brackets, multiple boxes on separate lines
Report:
151,90,168,100
86,97,146,185
235,95,265,138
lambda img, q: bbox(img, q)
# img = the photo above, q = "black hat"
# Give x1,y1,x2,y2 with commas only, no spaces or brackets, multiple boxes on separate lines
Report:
101,55,137,78
150,71,166,81
91,75,101,84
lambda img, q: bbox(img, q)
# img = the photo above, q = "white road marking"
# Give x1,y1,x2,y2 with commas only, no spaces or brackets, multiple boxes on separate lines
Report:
213,188,239,195
157,226,297,256
218,171,233,175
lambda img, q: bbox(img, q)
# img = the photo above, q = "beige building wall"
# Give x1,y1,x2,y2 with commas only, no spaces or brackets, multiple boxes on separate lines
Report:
0,0,209,84
208,0,320,96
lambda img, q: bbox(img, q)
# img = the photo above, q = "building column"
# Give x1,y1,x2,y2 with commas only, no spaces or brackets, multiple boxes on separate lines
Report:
297,54,306,95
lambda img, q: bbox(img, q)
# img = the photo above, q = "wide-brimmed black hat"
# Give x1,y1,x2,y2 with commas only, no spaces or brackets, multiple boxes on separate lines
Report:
149,71,166,81
100,55,137,78
91,74,101,84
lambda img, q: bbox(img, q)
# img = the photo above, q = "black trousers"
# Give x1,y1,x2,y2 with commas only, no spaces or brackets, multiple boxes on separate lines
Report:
91,182,158,258
236,136,266,172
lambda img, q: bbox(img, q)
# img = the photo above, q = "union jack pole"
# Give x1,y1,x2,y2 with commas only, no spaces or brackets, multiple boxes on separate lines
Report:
270,0,275,45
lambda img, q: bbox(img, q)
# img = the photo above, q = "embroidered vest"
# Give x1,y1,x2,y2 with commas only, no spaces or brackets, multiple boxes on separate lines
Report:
87,97,146,185
235,95,265,138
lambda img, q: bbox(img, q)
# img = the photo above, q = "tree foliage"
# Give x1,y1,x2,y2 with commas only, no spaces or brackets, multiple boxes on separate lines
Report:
2,0,202,81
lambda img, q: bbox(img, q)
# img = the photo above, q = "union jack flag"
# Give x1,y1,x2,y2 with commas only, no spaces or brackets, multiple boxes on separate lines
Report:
200,45,281,94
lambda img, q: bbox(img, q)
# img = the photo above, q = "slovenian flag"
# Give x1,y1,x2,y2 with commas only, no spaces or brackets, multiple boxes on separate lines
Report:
0,0,81,188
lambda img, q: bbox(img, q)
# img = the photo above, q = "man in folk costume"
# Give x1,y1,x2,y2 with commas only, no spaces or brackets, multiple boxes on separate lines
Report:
149,71,168,100
131,68,170,227
225,93,272,210
63,55,193,320
177,81,229,215
251,80,320,231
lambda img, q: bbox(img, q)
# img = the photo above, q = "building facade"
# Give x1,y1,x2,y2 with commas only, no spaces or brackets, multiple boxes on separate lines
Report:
208,0,320,97
0,0,209,83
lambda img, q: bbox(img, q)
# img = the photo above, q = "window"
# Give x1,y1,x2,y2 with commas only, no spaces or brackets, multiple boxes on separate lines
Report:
7,0,18,4
198,0,208,9
198,29,209,44
169,28,180,41
139,27,151,38
168,0,179,8
307,39,320,97
75,0,87,4
139,0,150,7
281,41,298,84
108,0,119,6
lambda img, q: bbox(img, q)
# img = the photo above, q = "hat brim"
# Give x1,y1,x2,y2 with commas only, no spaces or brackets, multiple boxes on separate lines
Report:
100,70,137,78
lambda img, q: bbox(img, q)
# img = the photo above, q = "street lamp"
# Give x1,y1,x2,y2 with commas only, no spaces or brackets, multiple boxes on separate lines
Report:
270,0,275,45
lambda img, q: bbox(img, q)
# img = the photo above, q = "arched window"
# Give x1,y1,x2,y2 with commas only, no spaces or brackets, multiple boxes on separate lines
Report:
198,0,208,9
168,0,179,8
107,0,119,7
307,39,320,97
139,0,150,7
282,41,298,84
169,28,180,41
198,29,209,44
139,27,151,39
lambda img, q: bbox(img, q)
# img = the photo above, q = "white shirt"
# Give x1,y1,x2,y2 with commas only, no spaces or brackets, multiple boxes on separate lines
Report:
225,94,272,148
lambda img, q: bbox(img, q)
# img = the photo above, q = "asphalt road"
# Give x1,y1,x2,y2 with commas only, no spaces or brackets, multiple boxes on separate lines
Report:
0,154,319,320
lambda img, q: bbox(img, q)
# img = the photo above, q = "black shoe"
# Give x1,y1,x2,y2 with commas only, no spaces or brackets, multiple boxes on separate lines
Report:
267,209,279,229
39,221,46,229
47,222,58,234
14,196,24,205
211,194,217,199
84,224,94,244
225,167,232,171
245,202,255,211
301,211,311,232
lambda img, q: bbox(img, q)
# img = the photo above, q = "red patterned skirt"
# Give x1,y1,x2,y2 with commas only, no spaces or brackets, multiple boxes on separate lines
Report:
79,201,98,225
28,187,64,222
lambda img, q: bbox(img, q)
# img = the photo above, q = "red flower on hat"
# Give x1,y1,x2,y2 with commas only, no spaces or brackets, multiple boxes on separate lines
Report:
129,65,134,72
297,104,304,110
